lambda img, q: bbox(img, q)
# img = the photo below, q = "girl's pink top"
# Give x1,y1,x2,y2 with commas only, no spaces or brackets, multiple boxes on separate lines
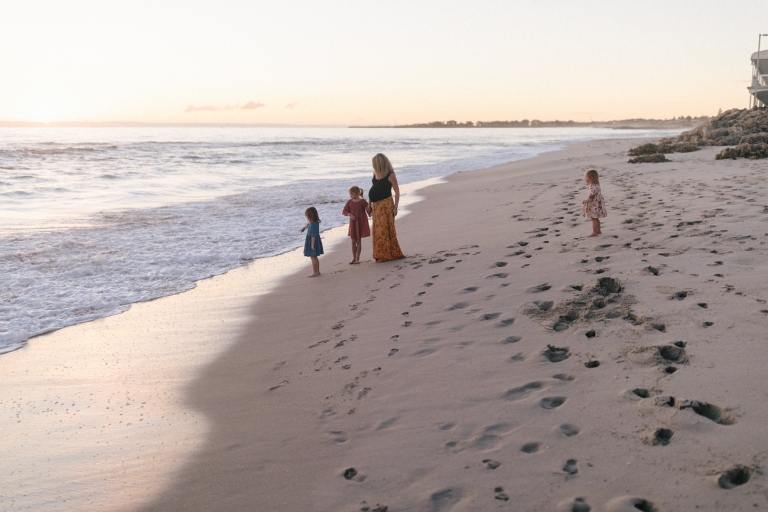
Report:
342,199,371,238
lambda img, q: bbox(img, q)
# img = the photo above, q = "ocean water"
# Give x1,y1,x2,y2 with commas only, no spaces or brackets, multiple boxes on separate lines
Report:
0,126,680,354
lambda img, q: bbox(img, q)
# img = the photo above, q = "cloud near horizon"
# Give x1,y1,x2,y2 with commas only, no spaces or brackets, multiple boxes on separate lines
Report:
284,102,299,109
184,101,265,113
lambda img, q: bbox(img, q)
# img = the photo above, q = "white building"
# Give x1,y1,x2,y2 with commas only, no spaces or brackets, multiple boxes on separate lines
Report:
749,44,768,108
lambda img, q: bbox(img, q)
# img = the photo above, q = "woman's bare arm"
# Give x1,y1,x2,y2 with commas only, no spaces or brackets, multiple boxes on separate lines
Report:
389,172,400,216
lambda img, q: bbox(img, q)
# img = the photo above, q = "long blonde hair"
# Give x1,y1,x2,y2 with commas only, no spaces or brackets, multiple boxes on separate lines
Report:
372,153,393,180
585,169,600,185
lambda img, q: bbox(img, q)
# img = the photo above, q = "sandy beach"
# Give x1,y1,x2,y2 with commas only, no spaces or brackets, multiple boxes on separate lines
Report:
5,137,768,511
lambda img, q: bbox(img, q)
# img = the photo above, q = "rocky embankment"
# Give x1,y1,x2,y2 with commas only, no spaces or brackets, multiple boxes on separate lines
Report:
628,108,768,162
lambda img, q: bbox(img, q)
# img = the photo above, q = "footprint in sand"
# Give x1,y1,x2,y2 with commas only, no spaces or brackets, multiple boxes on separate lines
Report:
329,431,347,443
520,442,540,453
471,423,514,450
562,459,579,475
556,497,591,512
493,487,510,501
655,396,736,425
430,489,461,511
376,417,399,430
543,345,570,362
605,496,659,512
268,380,289,391
520,301,553,314
643,428,673,446
718,466,754,489
504,381,547,401
540,396,567,409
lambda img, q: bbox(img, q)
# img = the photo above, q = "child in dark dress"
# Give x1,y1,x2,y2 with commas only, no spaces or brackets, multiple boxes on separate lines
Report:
341,186,370,264
300,207,323,277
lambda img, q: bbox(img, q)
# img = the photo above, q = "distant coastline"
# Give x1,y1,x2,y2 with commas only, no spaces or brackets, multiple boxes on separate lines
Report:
353,117,710,130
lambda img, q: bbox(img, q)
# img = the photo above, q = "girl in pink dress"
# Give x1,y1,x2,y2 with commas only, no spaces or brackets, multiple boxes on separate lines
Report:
342,186,371,264
582,169,608,237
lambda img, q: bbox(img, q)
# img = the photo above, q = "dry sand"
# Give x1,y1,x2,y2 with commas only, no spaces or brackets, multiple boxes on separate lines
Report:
5,138,768,511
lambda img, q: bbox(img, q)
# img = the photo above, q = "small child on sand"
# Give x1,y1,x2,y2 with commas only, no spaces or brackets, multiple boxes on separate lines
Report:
341,186,370,264
582,169,607,237
300,207,323,277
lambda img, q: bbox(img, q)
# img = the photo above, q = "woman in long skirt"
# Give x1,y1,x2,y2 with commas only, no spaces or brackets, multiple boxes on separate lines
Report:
367,153,404,262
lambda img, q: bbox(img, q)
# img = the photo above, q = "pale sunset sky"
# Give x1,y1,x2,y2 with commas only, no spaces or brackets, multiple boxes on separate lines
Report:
0,0,765,125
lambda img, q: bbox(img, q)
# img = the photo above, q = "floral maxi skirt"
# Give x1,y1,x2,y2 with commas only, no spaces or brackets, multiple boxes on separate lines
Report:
371,197,405,261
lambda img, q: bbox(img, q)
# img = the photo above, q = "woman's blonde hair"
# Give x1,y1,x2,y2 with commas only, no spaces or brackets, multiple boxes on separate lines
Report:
349,185,364,197
305,207,321,223
372,153,394,180
585,169,600,185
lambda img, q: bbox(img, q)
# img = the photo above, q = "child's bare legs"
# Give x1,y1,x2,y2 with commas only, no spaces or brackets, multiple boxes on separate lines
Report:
309,256,321,277
350,238,361,264
353,237,362,263
589,218,601,237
